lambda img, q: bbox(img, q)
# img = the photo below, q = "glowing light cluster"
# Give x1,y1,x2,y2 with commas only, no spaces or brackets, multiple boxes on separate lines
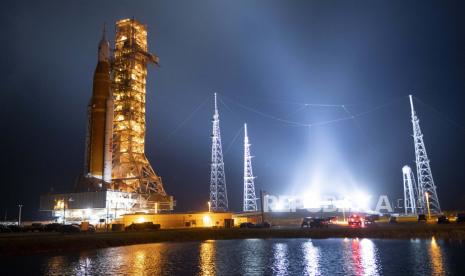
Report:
110,19,169,205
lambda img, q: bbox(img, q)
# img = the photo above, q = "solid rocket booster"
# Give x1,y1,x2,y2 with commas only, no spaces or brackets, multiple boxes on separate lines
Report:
85,29,113,181
103,88,113,183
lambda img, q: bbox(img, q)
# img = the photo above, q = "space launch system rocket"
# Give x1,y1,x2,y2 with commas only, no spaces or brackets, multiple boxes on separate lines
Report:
83,29,113,184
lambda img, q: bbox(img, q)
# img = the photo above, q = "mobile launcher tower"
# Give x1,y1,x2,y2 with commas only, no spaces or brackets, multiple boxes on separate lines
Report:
40,19,174,224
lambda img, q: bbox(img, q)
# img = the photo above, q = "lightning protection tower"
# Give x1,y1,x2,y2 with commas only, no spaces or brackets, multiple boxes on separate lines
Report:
209,93,228,211
243,123,258,212
402,165,418,214
409,95,441,214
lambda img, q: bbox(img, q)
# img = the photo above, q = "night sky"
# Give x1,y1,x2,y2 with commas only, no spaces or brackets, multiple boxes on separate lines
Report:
2,1,465,220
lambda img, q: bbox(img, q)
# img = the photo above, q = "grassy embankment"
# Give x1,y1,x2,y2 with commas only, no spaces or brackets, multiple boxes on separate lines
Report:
1,224,465,256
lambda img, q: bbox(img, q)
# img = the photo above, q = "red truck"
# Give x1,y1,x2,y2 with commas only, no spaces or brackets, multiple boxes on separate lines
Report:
348,214,363,227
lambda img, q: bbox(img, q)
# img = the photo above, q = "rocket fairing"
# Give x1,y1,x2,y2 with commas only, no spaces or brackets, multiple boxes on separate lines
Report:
84,29,113,181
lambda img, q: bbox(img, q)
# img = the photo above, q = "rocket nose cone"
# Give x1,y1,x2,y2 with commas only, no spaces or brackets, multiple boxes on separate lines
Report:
98,40,110,62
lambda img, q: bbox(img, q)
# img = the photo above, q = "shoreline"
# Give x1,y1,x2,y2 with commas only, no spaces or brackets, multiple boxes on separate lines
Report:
1,224,465,256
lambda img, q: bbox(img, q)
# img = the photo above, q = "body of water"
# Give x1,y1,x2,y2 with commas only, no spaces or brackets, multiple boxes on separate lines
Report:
3,238,465,275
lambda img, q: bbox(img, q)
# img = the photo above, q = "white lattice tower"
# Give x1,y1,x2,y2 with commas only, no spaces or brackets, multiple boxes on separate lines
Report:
209,93,228,211
409,95,441,214
243,123,258,212
402,165,418,214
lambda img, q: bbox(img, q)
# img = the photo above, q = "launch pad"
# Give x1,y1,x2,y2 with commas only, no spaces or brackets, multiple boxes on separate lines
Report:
39,191,170,225
38,18,443,226
40,18,173,222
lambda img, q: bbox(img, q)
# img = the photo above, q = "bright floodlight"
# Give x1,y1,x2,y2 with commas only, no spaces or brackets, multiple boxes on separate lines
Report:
353,192,371,211
402,165,411,174
303,192,320,209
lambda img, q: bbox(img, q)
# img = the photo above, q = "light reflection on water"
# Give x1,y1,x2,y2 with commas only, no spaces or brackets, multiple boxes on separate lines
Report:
272,243,289,275
409,237,448,275
350,238,364,275
199,240,216,276
360,239,380,276
241,239,266,275
3,238,464,275
134,249,147,275
429,237,444,275
302,241,319,276
341,238,380,276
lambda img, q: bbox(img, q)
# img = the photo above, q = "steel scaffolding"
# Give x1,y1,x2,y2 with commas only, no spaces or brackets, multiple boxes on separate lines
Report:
110,19,171,209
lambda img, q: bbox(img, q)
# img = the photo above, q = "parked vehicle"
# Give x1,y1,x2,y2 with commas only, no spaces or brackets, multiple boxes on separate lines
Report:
87,224,96,232
456,213,465,224
365,215,379,225
125,222,161,231
254,222,271,228
301,217,329,228
349,214,363,227
79,222,95,233
301,217,311,228
437,215,450,224
24,223,44,232
0,224,12,233
418,214,427,223
310,218,329,228
326,216,337,224
7,225,22,232
44,223,62,232
59,224,81,233
240,222,255,228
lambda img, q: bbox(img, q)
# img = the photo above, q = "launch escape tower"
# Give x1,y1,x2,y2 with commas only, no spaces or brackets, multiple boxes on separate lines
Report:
110,19,171,208
409,95,441,214
402,165,418,214
243,123,258,212
209,93,229,211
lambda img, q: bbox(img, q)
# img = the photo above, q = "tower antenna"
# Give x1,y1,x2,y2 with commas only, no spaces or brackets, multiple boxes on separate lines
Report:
409,95,441,214
209,93,228,211
243,123,258,212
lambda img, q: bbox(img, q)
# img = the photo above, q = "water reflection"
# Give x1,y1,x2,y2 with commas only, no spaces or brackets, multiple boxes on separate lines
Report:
272,243,289,275
429,237,444,275
199,240,216,276
76,256,92,275
302,240,319,276
133,250,147,275
7,238,462,275
410,238,430,275
410,237,447,275
350,239,363,275
45,255,68,275
344,238,380,276
360,239,379,276
242,239,265,275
